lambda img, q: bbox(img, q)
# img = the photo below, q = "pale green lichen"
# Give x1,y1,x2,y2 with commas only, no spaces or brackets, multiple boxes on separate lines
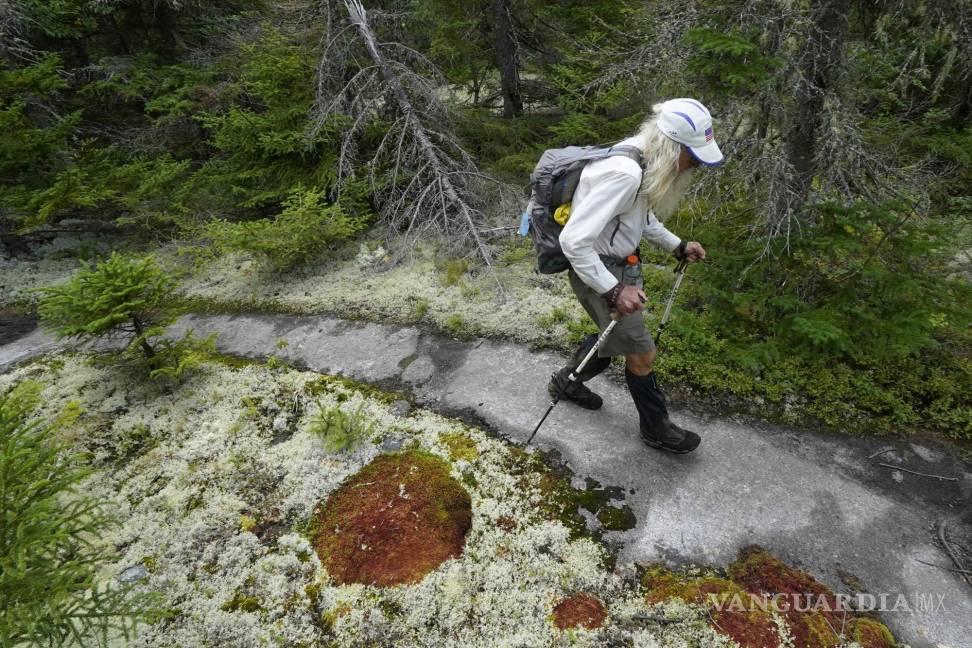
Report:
0,354,878,648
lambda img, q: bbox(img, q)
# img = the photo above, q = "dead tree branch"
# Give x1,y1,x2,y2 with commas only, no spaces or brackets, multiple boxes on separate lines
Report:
309,0,510,295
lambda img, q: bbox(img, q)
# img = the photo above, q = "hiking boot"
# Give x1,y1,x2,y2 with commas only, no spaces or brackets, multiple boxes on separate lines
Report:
625,369,701,454
639,420,701,454
548,367,603,410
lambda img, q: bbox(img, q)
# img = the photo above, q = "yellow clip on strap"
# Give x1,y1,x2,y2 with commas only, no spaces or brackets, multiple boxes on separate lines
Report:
553,203,571,226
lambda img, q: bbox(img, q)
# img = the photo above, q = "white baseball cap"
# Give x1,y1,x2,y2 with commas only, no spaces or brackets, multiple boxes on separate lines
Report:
656,98,724,166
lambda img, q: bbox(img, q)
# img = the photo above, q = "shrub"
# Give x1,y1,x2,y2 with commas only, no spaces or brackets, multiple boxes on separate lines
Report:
143,330,218,383
307,401,375,453
203,186,367,271
37,253,174,358
0,381,153,646
37,253,213,382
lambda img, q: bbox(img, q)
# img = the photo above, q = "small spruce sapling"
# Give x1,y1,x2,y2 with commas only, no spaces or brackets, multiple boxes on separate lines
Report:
37,252,173,358
37,253,214,381
0,382,155,646
307,400,375,453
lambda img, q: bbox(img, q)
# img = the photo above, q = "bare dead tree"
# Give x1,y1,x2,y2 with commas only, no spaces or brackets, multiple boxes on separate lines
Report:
309,0,511,293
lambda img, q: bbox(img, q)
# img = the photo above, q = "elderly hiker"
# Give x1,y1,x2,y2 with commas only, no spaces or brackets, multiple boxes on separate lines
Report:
548,98,723,454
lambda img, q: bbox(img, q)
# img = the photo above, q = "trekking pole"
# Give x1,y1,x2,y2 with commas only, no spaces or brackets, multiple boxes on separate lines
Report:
654,258,689,345
525,312,621,447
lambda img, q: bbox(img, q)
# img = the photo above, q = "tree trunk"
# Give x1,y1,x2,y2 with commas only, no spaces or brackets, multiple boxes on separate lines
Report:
491,0,522,117
782,0,848,211
131,315,155,358
155,2,184,63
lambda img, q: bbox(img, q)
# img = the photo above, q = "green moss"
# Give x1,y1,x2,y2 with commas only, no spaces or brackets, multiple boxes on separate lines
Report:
221,592,262,613
303,374,409,406
595,504,637,531
850,617,897,647
439,259,470,286
413,298,430,319
498,238,534,266
439,432,479,461
505,448,636,553
142,554,160,573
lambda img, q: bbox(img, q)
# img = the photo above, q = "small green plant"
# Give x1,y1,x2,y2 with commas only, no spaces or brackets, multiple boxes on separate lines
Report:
413,298,430,319
37,252,173,359
439,258,470,286
444,313,465,336
537,306,570,328
0,382,154,646
203,186,367,271
144,331,218,383
307,401,375,453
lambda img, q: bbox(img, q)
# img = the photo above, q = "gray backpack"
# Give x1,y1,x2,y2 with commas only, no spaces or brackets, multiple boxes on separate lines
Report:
523,144,642,274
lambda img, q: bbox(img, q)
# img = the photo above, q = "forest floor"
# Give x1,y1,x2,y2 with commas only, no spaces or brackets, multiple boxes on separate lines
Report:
2,310,970,647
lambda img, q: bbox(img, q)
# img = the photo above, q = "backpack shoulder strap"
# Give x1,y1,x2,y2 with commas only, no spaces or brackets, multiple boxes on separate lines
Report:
604,144,643,167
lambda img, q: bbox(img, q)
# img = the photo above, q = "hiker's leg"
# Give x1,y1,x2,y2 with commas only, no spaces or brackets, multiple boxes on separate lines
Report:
624,350,700,453
548,269,622,410
624,349,656,376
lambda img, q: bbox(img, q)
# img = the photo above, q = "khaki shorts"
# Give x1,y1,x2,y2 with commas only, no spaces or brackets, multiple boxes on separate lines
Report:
568,265,655,358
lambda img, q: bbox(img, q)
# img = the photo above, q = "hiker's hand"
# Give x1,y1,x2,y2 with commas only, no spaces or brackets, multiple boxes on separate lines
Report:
615,285,647,314
684,241,706,262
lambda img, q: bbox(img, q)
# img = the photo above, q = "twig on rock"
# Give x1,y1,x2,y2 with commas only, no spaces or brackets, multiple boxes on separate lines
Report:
915,558,972,576
877,463,958,481
866,446,895,460
936,519,972,589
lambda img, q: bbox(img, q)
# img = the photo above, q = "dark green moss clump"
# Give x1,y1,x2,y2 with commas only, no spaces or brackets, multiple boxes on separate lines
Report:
304,374,410,406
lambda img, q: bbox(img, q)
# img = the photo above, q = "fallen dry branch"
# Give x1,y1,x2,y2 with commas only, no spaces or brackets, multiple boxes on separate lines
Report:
877,463,958,481
915,558,972,576
936,519,972,589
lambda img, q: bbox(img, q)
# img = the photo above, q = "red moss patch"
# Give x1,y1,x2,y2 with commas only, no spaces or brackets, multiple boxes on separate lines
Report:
711,609,781,648
729,546,848,647
641,566,779,648
642,548,898,648
552,593,607,630
311,450,472,586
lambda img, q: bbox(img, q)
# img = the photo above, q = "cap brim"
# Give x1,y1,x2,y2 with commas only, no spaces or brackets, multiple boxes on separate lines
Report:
688,140,724,167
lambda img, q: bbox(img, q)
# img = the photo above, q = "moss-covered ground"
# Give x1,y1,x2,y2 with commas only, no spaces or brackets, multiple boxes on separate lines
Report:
0,348,902,646
310,450,472,586
642,546,898,648
4,232,969,443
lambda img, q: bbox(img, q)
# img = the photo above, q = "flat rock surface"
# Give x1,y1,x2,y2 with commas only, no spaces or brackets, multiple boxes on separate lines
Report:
4,313,971,647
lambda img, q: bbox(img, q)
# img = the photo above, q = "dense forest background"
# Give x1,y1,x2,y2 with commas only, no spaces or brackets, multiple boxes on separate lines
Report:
1,0,970,438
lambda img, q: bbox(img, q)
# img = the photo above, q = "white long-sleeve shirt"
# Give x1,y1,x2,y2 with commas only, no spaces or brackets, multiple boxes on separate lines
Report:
558,137,681,294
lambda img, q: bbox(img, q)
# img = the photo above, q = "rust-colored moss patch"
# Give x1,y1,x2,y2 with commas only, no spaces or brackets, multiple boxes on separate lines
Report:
641,566,779,648
311,450,472,586
552,593,607,630
728,545,849,648
642,547,897,648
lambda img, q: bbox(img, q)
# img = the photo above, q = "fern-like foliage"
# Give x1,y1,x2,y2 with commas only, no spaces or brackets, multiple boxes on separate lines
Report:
0,382,154,646
307,401,375,453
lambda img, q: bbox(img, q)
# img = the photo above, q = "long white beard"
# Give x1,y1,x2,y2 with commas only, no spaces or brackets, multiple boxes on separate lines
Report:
648,168,694,220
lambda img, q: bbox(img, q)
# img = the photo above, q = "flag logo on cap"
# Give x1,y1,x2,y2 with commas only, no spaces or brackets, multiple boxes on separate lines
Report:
704,126,713,142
